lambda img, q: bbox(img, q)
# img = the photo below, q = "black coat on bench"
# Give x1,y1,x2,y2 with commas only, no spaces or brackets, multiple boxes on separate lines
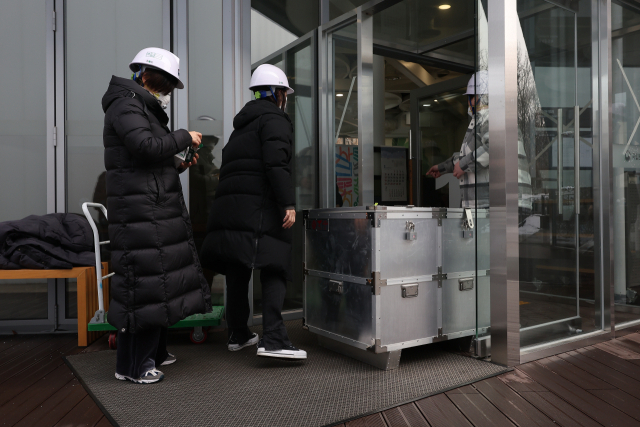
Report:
200,99,295,278
0,213,95,269
102,76,211,334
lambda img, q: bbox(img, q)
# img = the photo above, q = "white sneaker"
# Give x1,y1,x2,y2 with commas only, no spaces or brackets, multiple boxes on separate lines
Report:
115,368,164,384
257,339,307,360
160,353,177,366
228,332,259,351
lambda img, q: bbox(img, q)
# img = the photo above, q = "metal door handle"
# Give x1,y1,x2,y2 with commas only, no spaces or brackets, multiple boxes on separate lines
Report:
575,105,580,215
329,280,343,295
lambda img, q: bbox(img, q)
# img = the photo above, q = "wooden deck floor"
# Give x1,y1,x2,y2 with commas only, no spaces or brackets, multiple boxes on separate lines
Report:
342,329,640,427
0,333,113,427
2,329,640,427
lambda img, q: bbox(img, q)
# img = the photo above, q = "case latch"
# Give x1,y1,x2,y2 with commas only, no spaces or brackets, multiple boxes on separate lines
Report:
328,280,343,295
405,221,417,240
458,277,474,291
402,284,419,298
462,208,474,238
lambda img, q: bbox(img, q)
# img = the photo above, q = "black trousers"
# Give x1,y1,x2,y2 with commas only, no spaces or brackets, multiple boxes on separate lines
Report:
225,264,291,351
116,327,168,378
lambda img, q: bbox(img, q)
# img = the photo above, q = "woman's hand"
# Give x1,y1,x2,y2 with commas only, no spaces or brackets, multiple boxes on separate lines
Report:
453,161,465,178
283,209,296,229
188,131,202,149
426,164,441,178
178,153,199,173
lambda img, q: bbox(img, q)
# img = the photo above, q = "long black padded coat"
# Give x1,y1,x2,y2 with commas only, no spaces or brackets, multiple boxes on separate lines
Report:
102,76,211,334
200,100,295,278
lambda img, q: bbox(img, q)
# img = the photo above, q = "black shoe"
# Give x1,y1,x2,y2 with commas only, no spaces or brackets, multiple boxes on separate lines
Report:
228,332,259,351
257,339,307,360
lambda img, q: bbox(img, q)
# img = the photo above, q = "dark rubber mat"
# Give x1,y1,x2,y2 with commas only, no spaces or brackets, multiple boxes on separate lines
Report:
66,321,508,427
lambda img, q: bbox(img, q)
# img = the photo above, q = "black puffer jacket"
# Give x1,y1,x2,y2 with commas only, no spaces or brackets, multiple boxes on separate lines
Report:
200,100,295,277
102,76,211,333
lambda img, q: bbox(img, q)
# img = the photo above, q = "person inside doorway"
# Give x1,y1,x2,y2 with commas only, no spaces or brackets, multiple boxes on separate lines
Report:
102,47,211,384
200,64,307,360
425,71,490,208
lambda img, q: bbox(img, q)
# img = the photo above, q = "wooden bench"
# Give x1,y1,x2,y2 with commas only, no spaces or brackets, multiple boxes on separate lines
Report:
0,262,109,347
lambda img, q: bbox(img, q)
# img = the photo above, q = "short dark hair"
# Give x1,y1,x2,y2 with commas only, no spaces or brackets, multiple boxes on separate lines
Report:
137,67,178,95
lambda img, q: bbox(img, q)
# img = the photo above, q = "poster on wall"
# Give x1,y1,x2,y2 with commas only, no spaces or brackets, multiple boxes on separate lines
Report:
335,145,358,206
381,147,407,202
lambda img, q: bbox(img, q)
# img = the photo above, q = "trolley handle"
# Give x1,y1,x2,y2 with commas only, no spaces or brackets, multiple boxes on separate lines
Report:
81,202,110,324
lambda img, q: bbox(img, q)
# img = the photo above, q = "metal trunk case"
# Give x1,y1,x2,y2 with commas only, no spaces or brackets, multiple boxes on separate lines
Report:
303,206,489,358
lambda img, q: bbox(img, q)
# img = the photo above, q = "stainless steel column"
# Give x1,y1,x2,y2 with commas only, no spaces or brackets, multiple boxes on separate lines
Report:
596,0,613,331
488,0,520,367
357,7,374,206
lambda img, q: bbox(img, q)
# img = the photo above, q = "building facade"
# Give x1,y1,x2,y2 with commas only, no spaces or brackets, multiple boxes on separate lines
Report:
0,0,639,367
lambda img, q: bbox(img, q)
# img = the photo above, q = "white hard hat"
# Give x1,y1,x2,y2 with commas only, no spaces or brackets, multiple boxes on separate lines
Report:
464,70,488,95
249,64,294,94
129,47,184,89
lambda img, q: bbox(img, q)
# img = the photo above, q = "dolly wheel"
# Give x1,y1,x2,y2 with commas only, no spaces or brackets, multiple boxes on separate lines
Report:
108,332,117,350
190,327,207,344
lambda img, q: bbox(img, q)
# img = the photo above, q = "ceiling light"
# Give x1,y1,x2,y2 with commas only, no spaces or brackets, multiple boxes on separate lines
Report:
434,99,439,102
439,4,451,10
336,93,344,97
423,104,431,107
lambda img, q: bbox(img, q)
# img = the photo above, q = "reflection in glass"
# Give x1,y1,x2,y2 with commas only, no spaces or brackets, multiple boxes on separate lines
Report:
419,88,468,207
253,39,317,315
65,279,78,319
0,280,48,320
0,1,47,222
65,0,163,222
517,0,596,347
373,0,474,54
612,1,640,324
333,24,359,207
189,0,225,306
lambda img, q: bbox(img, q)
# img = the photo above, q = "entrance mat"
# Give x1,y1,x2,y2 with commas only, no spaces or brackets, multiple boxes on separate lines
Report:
66,321,508,427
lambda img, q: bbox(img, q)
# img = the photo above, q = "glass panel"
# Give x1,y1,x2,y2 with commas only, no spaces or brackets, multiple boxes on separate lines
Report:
419,87,468,207
0,1,47,222
188,0,225,307
65,1,163,226
612,1,640,324
372,0,474,54
253,37,316,315
65,279,77,319
333,23,359,207
329,0,370,20
0,280,48,320
251,1,318,64
517,0,597,347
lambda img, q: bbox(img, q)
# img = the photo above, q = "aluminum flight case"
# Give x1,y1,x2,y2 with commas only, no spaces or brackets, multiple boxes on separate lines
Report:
303,206,490,355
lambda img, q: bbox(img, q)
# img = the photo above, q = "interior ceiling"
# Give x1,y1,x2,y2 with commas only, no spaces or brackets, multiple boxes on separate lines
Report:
335,55,466,138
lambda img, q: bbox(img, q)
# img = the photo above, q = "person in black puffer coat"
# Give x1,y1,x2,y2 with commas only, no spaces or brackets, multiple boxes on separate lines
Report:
200,64,306,360
102,47,211,384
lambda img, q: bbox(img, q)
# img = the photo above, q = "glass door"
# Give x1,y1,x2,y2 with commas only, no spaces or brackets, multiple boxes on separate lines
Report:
250,31,317,323
517,0,597,347
611,0,640,325
410,76,471,208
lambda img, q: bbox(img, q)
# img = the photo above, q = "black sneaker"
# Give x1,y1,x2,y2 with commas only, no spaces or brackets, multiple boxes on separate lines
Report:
228,332,259,351
257,339,307,360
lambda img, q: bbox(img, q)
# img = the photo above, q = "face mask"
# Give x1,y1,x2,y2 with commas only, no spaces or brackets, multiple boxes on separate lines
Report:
155,92,171,109
468,106,474,116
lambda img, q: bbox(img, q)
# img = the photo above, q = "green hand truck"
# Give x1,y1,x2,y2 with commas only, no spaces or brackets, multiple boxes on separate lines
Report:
82,202,224,349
